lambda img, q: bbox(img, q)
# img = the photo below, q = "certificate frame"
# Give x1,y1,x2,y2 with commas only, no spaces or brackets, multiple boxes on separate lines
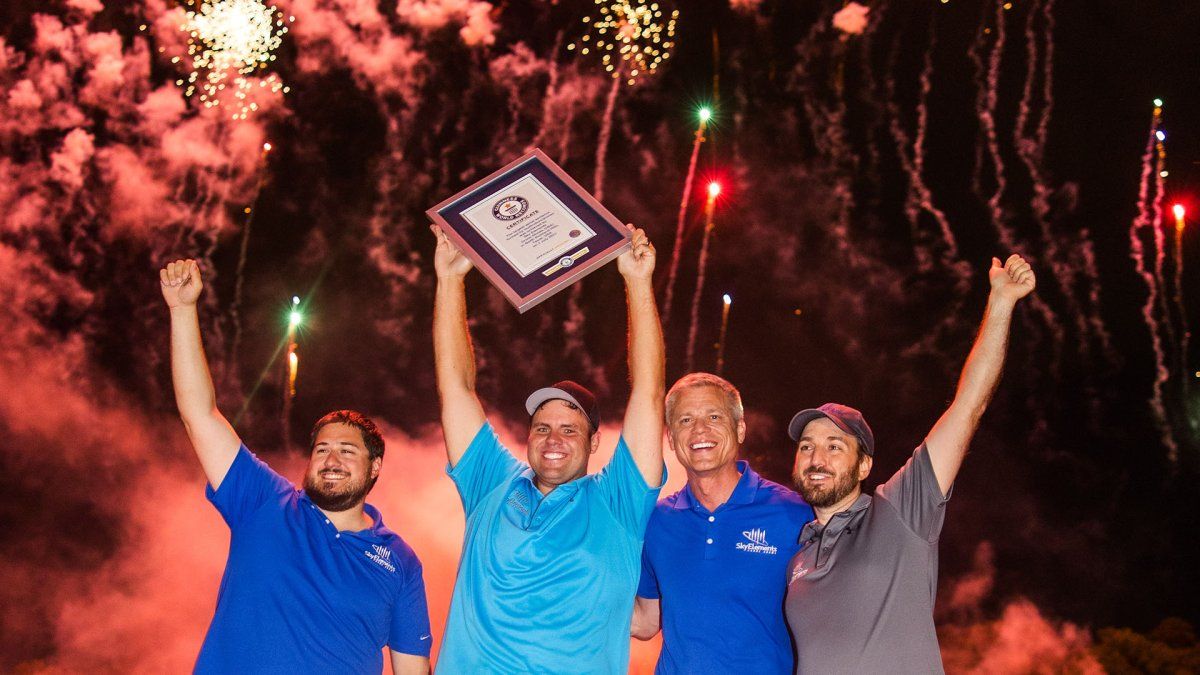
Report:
427,149,631,313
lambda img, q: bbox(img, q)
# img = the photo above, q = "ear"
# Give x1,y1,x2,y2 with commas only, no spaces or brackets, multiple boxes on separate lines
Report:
736,418,747,444
370,456,382,479
857,454,873,481
589,430,601,454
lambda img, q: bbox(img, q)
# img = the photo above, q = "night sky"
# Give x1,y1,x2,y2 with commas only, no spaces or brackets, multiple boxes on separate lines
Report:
2,0,1198,671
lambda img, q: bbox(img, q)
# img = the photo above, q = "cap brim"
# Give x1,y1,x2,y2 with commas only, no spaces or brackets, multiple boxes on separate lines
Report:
787,409,856,442
525,387,584,416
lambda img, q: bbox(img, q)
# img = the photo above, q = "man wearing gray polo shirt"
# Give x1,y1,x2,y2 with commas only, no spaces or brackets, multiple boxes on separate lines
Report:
784,254,1036,674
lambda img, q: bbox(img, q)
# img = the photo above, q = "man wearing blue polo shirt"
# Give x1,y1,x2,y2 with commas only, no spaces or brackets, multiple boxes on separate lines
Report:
160,259,432,674
632,373,814,673
430,223,666,673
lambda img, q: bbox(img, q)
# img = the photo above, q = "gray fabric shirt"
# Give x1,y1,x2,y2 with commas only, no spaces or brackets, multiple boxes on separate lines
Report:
784,443,950,674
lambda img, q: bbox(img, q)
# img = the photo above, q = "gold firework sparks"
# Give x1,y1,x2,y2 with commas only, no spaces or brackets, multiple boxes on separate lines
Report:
174,0,294,120
567,1,679,86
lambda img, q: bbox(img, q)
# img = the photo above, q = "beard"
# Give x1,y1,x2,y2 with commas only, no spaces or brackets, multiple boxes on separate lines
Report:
793,465,860,509
303,469,373,512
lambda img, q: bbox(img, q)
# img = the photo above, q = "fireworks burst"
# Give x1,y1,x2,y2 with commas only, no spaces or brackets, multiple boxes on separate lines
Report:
567,0,679,86
176,0,294,119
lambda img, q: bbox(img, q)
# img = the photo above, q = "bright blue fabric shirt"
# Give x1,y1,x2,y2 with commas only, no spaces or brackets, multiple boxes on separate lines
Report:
638,461,814,675
438,421,665,674
195,445,432,674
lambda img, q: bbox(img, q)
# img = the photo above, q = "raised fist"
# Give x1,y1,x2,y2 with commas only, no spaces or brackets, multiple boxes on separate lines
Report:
160,259,203,308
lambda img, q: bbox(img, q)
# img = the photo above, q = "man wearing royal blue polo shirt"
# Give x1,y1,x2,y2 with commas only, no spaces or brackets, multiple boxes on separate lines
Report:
631,373,814,674
160,259,432,675
430,223,666,673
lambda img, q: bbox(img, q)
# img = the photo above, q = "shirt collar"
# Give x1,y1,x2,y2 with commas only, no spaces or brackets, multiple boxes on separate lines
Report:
298,490,389,542
516,466,583,500
673,460,758,510
800,493,872,541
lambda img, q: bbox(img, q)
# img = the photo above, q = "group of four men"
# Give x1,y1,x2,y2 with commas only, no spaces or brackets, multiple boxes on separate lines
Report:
160,223,1035,673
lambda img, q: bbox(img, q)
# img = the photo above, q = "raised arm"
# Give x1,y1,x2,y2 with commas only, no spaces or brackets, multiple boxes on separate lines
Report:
431,225,487,467
925,254,1036,494
160,259,241,490
617,226,666,486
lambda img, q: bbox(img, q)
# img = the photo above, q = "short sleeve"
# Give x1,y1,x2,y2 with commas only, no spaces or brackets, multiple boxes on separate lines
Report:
636,545,661,599
873,443,951,542
388,560,433,656
447,421,523,516
594,436,666,538
204,445,293,529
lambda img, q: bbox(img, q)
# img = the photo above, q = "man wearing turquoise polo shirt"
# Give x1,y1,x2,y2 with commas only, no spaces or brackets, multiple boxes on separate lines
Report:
430,223,666,673
632,373,814,673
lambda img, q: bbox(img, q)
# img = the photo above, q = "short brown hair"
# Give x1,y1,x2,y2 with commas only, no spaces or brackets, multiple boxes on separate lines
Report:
309,410,385,461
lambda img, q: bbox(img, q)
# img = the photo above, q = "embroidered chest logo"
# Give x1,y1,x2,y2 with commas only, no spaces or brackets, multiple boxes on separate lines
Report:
790,564,810,583
735,528,779,555
365,544,396,573
506,489,531,517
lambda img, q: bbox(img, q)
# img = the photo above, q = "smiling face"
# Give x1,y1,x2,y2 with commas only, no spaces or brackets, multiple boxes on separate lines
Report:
791,417,872,509
668,385,746,479
303,422,381,512
527,399,598,494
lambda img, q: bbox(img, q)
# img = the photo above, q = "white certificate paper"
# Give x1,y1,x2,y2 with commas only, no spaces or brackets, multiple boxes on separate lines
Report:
460,174,597,277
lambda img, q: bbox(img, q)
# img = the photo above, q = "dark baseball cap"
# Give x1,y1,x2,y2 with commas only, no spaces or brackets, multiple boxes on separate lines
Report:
787,402,875,456
524,380,600,432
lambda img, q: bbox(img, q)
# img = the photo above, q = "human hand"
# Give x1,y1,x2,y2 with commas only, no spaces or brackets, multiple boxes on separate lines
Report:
989,254,1036,304
617,225,656,280
431,224,474,279
160,259,203,308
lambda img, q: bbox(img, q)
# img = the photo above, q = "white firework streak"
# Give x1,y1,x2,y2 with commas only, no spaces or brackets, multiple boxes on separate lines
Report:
592,75,621,202
1128,113,1178,461
661,116,705,327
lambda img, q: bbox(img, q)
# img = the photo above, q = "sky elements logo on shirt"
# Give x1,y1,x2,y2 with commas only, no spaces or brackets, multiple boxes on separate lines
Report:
736,528,779,555
365,544,396,572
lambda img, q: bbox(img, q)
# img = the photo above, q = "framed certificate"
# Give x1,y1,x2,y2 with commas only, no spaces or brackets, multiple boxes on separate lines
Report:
427,149,631,313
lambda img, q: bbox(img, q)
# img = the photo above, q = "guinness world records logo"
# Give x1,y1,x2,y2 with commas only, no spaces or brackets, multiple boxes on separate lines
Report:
492,196,529,220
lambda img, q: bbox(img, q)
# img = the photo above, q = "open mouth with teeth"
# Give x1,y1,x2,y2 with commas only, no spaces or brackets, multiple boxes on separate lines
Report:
689,441,717,451
319,471,350,481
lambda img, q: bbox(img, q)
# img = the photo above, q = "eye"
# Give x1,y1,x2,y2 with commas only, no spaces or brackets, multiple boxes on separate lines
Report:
709,414,720,420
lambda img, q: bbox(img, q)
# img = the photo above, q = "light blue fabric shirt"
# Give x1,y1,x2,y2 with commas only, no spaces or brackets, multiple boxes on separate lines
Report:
437,421,665,674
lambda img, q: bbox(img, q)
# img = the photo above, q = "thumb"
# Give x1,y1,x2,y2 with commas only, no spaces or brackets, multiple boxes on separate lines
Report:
991,256,1002,269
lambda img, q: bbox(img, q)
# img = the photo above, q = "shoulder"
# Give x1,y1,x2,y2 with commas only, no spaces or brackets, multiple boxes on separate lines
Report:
755,477,815,519
379,531,424,573
656,487,689,512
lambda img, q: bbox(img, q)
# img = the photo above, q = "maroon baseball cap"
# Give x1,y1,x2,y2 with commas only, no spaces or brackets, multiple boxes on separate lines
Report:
524,380,600,432
788,402,875,456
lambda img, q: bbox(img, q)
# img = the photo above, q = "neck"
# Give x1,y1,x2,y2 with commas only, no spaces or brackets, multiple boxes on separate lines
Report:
688,462,742,512
320,503,371,532
812,486,862,526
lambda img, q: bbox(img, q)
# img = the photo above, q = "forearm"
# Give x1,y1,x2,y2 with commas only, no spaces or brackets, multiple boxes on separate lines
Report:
169,302,239,487
433,275,486,463
433,276,476,399
170,305,219,423
950,292,1015,421
622,274,665,482
925,291,1016,490
625,276,665,405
